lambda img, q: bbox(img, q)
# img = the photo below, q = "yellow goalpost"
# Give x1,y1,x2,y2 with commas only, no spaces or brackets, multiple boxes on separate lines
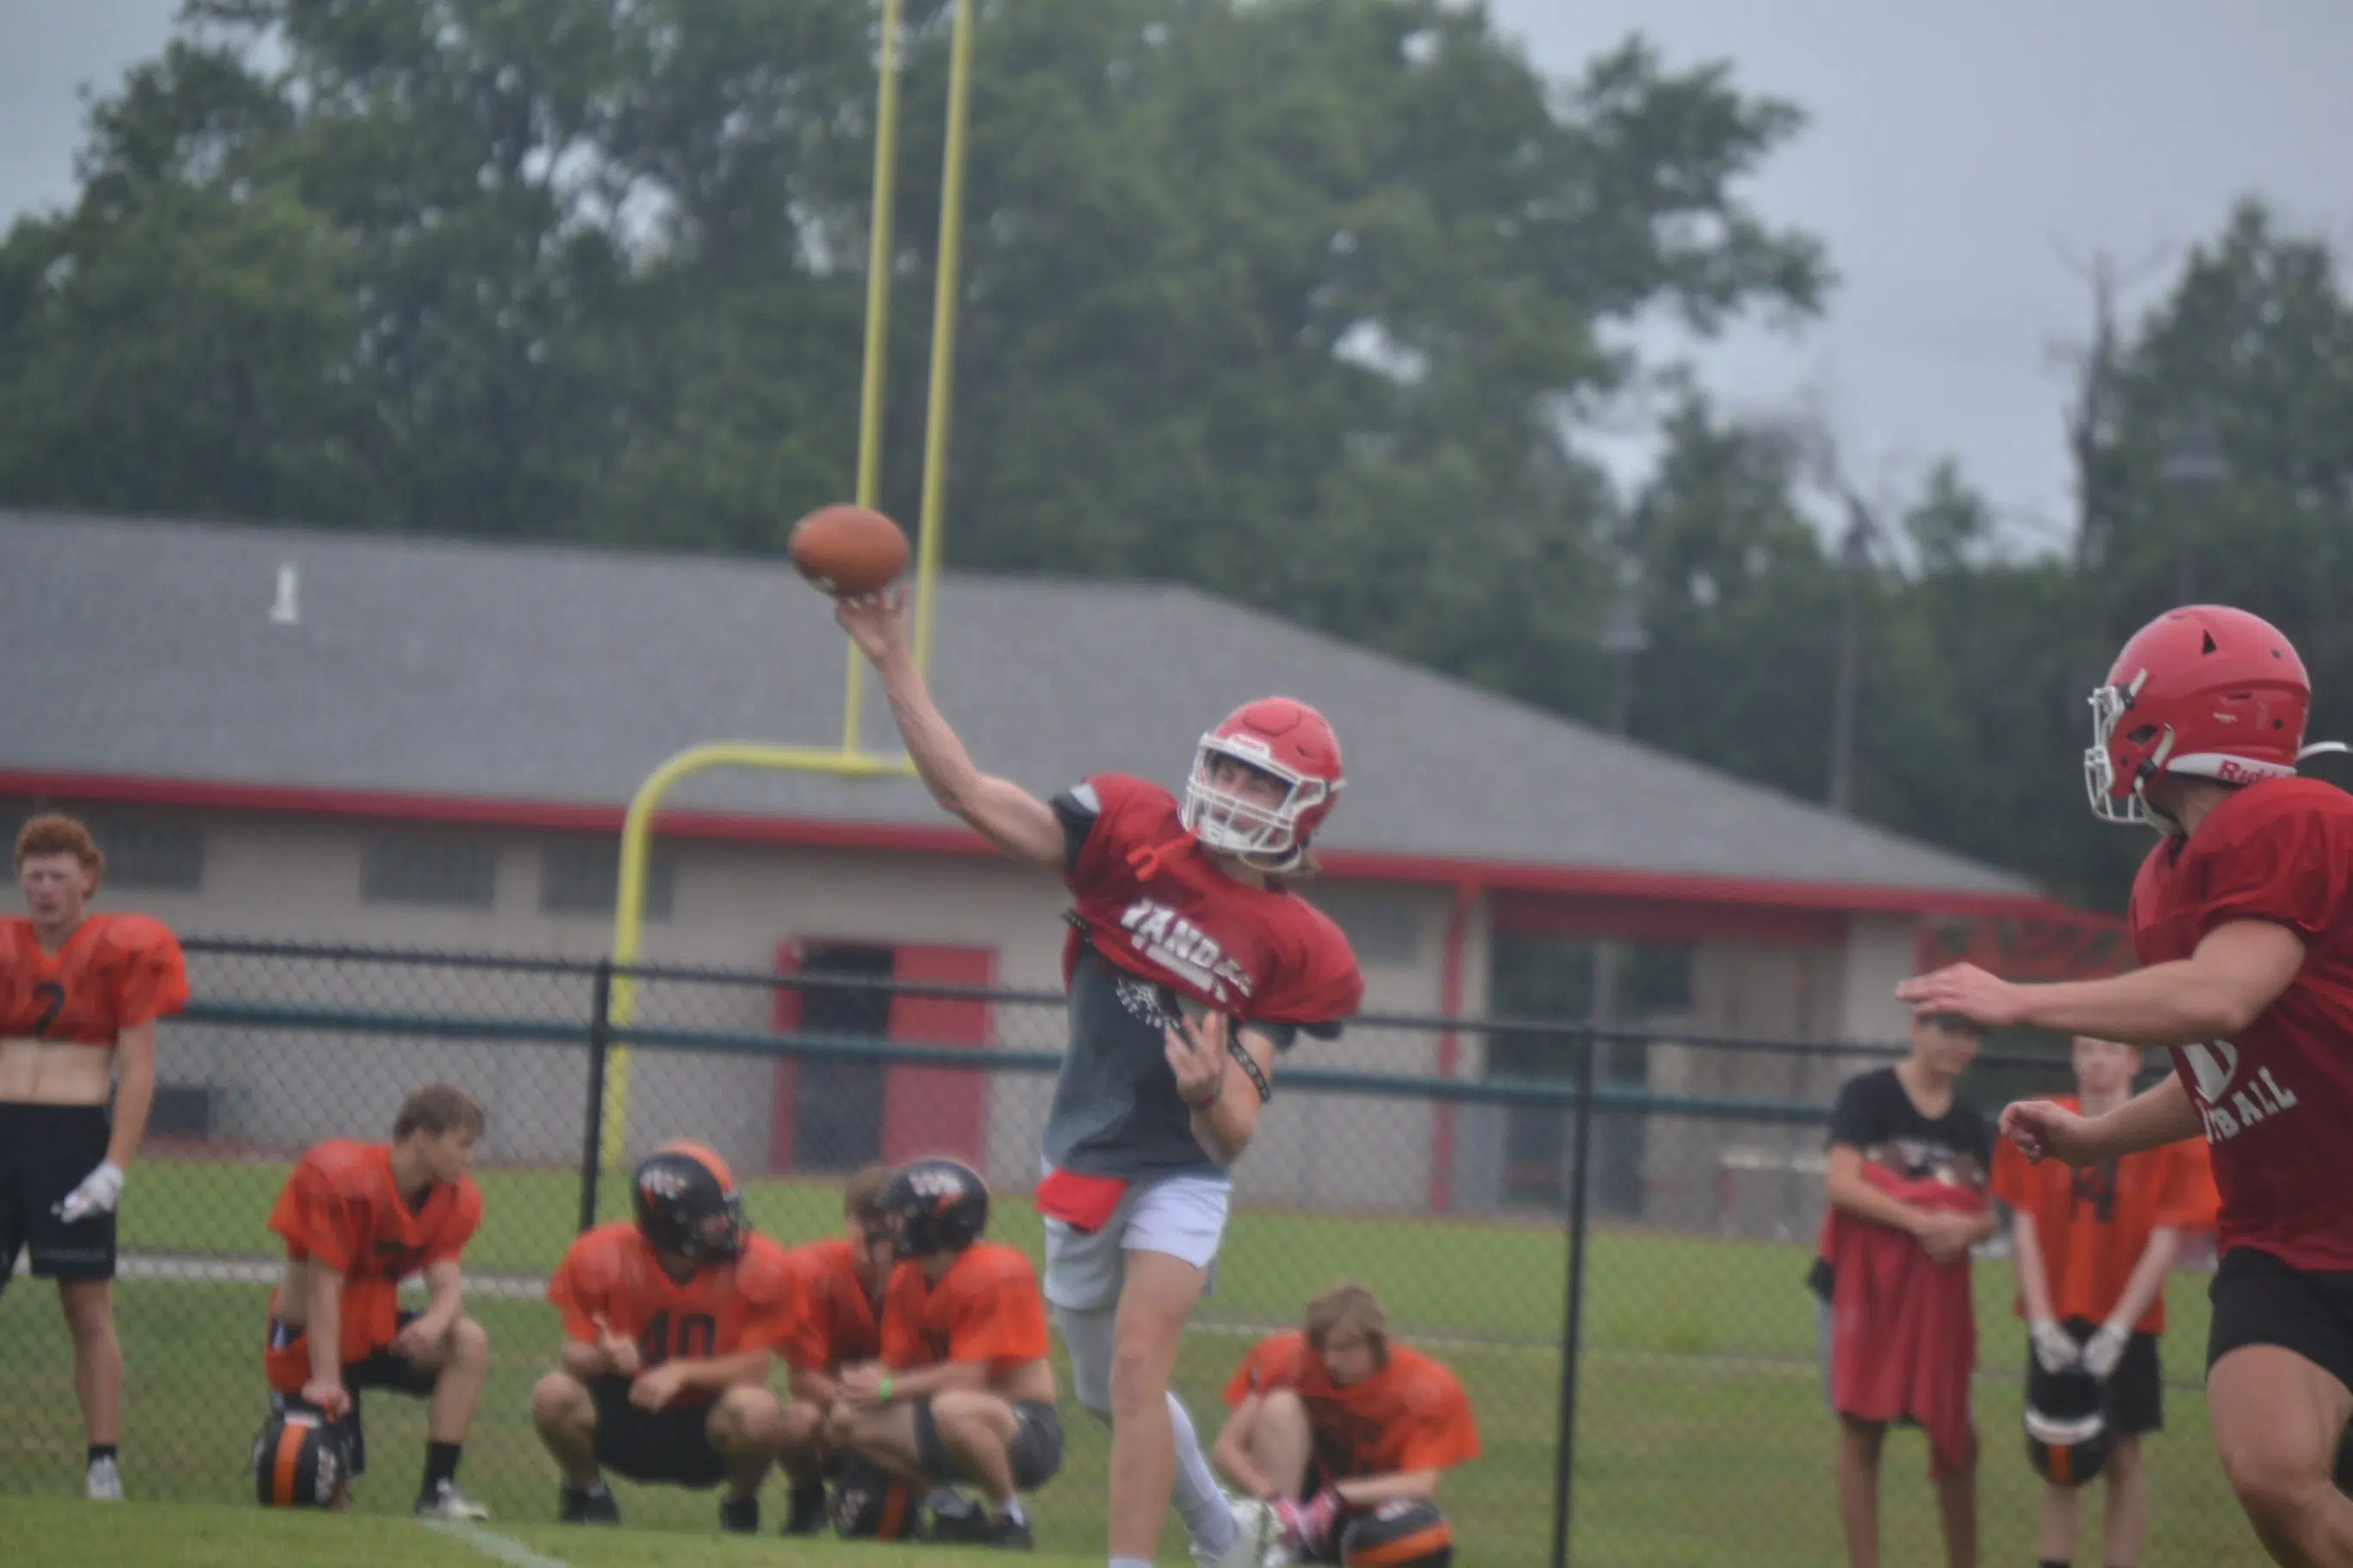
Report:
598,0,979,1178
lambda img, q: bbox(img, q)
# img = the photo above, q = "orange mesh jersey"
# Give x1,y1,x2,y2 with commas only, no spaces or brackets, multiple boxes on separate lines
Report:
1991,1096,2220,1333
548,1222,801,1405
781,1237,885,1374
0,914,188,1044
1224,1331,1481,1479
264,1141,482,1391
878,1243,1051,1377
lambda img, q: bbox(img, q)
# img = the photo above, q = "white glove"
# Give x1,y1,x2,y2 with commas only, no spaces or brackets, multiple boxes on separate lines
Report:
54,1162,124,1224
2029,1318,2080,1374
2083,1322,2131,1381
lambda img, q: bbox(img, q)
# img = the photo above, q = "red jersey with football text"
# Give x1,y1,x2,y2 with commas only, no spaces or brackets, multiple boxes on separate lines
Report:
2128,777,2353,1269
1043,773,1363,1179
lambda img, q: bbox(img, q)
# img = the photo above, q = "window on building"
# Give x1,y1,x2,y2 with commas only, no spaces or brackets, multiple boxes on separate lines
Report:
788,945,896,1174
1304,884,1425,968
361,832,498,908
540,839,674,922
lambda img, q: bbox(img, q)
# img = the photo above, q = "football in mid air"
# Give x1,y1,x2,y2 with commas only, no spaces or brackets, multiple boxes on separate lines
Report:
788,504,910,598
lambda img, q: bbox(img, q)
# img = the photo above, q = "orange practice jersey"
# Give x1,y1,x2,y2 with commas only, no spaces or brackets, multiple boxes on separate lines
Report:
1224,1331,1481,1480
0,914,188,1046
548,1223,801,1405
1991,1097,2220,1334
878,1243,1051,1378
264,1140,482,1391
782,1237,885,1375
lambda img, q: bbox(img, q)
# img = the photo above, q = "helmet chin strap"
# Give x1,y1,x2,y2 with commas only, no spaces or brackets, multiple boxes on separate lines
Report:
2300,741,2350,761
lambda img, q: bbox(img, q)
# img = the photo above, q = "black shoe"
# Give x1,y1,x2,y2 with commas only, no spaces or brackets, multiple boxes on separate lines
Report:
784,1482,828,1536
719,1495,759,1534
927,1488,991,1542
984,1510,1035,1550
558,1483,621,1525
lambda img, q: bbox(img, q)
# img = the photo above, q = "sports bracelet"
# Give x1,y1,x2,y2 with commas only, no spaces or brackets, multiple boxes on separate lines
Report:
878,1373,895,1404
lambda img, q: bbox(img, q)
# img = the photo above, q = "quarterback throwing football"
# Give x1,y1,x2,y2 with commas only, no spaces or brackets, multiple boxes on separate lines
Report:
1901,605,2353,1567
840,589,1363,1568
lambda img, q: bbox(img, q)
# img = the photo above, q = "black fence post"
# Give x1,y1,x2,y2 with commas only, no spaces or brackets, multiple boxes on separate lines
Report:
578,958,613,1236
1549,1023,1602,1568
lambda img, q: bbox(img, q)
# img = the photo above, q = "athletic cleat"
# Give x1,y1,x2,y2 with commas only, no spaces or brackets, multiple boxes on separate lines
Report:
415,1479,490,1521
557,1482,621,1525
984,1509,1036,1549
783,1481,828,1536
718,1494,759,1534
1194,1496,1280,1568
84,1457,123,1503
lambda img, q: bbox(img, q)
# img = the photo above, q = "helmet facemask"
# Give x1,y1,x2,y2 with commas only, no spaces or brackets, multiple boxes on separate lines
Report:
1181,737,1331,872
2083,669,2178,832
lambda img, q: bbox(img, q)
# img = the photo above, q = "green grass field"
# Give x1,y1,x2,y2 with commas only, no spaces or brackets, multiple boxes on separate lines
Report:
2,1156,2259,1565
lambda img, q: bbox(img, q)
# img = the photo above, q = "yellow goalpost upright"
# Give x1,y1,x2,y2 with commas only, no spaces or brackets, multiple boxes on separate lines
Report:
598,0,980,1179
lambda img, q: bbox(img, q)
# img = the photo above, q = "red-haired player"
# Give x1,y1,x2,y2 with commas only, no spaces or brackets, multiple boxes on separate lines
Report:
1,812,189,1501
1903,605,2353,1566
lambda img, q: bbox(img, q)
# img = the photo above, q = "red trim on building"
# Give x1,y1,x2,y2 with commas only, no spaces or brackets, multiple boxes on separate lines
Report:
0,769,2077,921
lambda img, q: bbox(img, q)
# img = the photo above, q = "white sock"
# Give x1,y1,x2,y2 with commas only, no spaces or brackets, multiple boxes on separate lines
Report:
1169,1391,1236,1553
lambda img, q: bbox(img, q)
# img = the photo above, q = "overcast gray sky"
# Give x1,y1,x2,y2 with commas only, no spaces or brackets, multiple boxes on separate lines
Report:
6,1,2350,539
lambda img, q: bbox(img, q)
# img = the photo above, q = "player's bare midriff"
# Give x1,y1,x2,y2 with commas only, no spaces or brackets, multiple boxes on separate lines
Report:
0,1036,115,1104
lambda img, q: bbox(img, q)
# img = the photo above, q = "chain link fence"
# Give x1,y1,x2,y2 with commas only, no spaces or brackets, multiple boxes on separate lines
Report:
0,939,2244,1565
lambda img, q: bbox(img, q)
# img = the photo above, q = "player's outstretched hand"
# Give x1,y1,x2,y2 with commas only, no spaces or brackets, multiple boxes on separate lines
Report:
2000,1097,2102,1168
1895,963,2027,1029
835,586,910,665
592,1313,642,1379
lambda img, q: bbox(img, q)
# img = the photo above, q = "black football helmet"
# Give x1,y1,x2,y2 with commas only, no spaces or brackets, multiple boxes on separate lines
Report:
1341,1499,1455,1566
879,1158,990,1258
252,1410,350,1509
831,1455,924,1540
632,1142,748,1265
2024,1363,2110,1488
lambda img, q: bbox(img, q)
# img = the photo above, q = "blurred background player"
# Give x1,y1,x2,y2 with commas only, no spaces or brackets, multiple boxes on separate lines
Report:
779,1162,898,1534
1211,1281,1479,1566
263,1082,491,1520
1811,1012,1995,1568
827,1157,1063,1549
0,813,188,1502
839,588,1362,1568
1905,604,2353,1567
1994,1034,2220,1568
535,1142,797,1534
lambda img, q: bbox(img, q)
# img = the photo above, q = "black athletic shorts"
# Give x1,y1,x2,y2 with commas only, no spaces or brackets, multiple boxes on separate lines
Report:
587,1374,727,1489
2207,1245,2353,1398
2043,1317,2163,1437
269,1309,439,1476
910,1396,1065,1491
0,1103,115,1288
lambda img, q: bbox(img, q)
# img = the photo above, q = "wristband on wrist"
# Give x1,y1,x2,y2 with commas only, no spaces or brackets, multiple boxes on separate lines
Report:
878,1373,895,1405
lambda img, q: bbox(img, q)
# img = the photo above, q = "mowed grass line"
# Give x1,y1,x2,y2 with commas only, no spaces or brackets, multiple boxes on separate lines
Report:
7,1157,2249,1565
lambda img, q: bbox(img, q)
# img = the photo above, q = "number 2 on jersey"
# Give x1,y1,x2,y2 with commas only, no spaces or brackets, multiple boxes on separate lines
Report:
31,982,65,1038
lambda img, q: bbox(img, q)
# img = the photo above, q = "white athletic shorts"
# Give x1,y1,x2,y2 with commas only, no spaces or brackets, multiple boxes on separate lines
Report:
1041,1169,1232,1312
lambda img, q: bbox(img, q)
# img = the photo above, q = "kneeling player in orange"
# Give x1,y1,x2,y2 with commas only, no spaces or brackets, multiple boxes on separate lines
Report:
263,1084,492,1519
1212,1282,1481,1565
828,1158,1064,1549
1995,1035,2219,1568
535,1143,798,1534
778,1163,898,1534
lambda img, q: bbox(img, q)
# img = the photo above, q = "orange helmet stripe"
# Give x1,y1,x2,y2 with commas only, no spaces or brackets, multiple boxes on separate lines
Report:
1348,1521,1456,1566
271,1420,308,1506
655,1140,738,1192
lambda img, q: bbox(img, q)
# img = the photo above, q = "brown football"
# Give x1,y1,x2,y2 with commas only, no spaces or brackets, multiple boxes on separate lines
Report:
788,504,911,597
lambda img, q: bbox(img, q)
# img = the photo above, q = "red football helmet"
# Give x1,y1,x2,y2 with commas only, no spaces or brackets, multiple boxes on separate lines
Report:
2084,605,2339,830
1182,697,1344,872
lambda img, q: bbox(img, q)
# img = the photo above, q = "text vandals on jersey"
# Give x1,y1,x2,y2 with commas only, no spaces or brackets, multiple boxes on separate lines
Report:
1119,900,1253,1006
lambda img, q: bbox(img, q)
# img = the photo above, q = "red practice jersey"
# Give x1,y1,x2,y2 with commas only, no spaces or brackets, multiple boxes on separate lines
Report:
548,1223,802,1405
2128,778,2353,1268
0,914,188,1045
264,1140,482,1391
1062,773,1362,1025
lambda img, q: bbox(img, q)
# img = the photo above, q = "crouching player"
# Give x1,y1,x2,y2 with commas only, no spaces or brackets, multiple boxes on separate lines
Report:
829,1158,1064,1548
535,1143,798,1533
778,1163,897,1535
261,1084,492,1518
1212,1282,1479,1565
